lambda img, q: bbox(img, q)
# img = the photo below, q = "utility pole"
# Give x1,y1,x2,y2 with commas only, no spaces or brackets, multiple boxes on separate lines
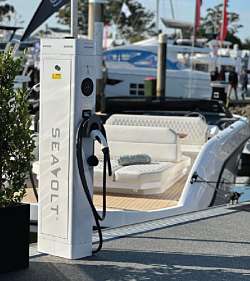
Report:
156,33,167,98
88,0,105,111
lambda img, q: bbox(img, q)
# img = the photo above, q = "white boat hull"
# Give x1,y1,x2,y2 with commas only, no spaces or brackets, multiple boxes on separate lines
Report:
30,118,250,228
105,64,212,99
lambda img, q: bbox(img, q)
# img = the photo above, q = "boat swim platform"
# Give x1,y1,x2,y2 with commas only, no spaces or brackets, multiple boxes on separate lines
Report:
2,202,250,281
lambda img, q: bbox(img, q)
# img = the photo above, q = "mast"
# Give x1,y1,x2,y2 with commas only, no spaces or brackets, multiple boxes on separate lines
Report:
156,0,160,33
169,0,175,19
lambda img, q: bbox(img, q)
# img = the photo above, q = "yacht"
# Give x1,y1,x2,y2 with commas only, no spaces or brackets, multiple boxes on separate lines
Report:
103,38,213,99
191,40,250,74
27,99,250,228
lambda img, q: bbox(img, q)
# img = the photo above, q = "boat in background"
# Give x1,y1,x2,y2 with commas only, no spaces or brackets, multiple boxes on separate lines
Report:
191,40,250,74
103,38,213,99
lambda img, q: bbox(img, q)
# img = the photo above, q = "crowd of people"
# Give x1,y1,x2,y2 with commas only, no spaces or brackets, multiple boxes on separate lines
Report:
210,66,249,104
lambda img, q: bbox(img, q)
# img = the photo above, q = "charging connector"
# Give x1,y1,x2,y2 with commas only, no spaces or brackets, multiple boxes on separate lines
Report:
76,115,112,253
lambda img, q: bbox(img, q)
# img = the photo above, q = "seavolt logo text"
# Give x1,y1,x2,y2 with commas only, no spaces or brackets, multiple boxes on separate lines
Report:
50,128,61,218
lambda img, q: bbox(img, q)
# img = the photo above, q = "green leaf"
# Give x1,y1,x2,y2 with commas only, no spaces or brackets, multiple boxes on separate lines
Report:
0,51,35,208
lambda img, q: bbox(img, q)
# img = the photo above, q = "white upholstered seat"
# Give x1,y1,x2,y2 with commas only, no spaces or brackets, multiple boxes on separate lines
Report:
94,124,191,195
106,114,208,153
94,156,190,195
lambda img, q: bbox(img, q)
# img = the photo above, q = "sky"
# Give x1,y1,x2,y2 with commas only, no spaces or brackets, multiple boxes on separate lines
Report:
5,0,250,41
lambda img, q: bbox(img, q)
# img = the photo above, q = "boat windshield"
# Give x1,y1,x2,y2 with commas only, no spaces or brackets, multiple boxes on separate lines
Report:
104,49,185,70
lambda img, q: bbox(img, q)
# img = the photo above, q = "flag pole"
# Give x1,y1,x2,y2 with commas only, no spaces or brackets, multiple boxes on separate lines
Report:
221,0,227,44
192,0,202,48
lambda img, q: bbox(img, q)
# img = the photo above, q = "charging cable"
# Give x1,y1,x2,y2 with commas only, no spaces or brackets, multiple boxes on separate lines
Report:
76,115,112,253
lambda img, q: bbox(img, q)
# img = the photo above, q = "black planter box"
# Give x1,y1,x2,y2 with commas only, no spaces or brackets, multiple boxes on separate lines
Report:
0,203,30,273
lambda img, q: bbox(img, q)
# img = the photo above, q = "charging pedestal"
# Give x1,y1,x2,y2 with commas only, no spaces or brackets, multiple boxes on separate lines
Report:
38,38,96,259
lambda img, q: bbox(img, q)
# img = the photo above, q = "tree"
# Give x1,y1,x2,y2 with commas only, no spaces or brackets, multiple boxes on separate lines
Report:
0,51,34,207
57,0,155,42
57,0,87,35
198,3,243,46
242,38,250,50
200,3,242,36
105,0,155,41
0,0,15,22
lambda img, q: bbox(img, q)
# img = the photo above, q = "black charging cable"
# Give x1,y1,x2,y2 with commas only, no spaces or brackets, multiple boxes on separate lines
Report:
76,117,111,254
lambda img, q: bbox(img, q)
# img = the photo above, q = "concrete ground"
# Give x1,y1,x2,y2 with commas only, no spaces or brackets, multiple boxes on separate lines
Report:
2,204,250,281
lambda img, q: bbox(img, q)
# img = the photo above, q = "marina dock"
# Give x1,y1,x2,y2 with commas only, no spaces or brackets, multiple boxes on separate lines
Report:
2,0,250,278
2,202,250,281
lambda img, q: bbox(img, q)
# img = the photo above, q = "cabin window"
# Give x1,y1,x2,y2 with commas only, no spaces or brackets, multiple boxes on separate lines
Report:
104,51,119,62
129,83,145,96
104,50,143,62
132,53,157,68
104,49,185,70
193,63,209,72
120,51,142,62
223,65,235,73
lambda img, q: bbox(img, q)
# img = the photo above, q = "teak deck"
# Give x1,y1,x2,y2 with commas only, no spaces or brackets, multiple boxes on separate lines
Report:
23,152,197,212
24,178,183,211
93,174,187,211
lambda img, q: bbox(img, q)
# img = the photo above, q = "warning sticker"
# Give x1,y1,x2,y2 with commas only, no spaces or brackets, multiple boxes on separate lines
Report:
52,73,62,80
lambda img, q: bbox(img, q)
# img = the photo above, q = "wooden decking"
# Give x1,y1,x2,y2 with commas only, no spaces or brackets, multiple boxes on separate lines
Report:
93,152,197,211
94,175,187,211
23,168,188,212
23,152,197,212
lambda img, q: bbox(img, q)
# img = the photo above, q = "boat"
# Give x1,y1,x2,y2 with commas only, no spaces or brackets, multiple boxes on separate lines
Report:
0,25,40,90
103,38,213,99
26,98,250,228
191,40,247,74
94,110,250,227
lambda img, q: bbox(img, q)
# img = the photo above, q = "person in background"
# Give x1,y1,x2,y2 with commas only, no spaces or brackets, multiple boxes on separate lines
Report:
240,69,248,100
218,66,226,81
228,69,239,104
210,67,219,81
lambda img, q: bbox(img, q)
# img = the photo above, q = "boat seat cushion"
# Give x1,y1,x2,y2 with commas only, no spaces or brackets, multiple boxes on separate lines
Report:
118,154,151,166
94,155,191,195
95,124,181,162
106,114,208,147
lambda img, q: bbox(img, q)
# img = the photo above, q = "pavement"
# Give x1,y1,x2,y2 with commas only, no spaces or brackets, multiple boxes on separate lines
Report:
2,204,250,281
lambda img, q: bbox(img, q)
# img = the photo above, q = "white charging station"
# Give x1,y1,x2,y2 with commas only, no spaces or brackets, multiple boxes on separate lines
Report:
38,38,97,259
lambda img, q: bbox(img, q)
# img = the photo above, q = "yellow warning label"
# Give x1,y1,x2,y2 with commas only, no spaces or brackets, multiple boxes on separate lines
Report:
52,73,62,80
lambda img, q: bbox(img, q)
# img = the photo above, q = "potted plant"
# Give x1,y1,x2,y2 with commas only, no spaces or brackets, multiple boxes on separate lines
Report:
0,50,35,273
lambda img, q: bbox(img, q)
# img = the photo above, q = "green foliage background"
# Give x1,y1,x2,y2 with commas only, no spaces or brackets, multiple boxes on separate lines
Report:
0,51,34,207
57,0,156,42
0,0,15,22
198,3,243,47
